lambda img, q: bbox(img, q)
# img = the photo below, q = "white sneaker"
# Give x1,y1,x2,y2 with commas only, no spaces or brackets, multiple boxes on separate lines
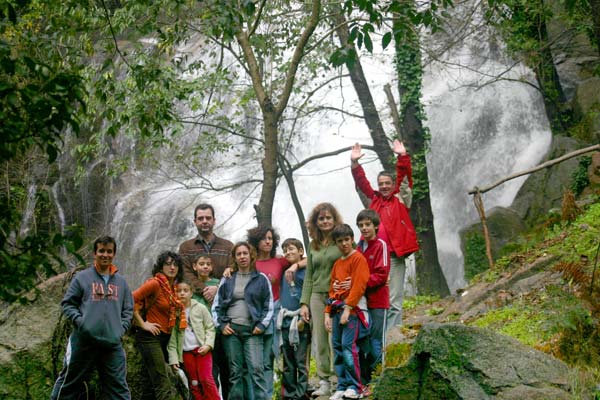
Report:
312,380,331,397
342,388,362,399
329,390,345,400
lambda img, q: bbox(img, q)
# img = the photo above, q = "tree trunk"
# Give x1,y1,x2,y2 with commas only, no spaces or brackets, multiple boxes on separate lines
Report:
329,5,395,170
533,0,572,133
393,7,450,296
255,112,279,226
234,0,321,227
591,0,600,56
278,154,310,248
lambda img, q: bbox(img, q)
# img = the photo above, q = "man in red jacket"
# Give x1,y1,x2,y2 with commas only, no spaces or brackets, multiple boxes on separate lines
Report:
350,140,419,330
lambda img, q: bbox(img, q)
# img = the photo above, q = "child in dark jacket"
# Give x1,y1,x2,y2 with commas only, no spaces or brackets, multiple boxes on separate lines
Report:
277,238,310,400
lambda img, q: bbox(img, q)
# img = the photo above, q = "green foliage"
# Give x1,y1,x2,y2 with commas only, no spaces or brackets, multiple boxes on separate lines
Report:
0,35,84,163
425,306,445,316
470,277,600,369
570,104,600,142
571,156,592,196
410,148,431,202
464,232,490,281
330,0,454,67
391,2,433,202
545,202,600,263
0,0,89,302
0,222,85,304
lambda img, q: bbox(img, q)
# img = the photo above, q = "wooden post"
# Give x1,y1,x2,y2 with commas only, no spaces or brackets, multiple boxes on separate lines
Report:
473,188,495,270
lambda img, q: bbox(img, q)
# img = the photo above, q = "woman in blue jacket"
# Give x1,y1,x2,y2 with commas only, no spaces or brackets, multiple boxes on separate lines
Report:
212,242,274,400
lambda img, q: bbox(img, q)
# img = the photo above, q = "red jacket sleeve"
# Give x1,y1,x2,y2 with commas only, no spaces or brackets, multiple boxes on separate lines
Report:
351,164,375,199
395,154,413,190
367,240,390,289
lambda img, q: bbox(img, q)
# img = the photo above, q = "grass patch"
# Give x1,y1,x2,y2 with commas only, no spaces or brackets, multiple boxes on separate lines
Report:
403,295,440,312
471,300,549,347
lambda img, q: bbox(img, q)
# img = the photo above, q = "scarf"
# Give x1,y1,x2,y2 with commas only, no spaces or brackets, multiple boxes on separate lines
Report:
154,273,187,330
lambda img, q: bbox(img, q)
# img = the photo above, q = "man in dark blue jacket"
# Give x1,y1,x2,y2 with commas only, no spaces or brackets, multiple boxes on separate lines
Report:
51,236,133,400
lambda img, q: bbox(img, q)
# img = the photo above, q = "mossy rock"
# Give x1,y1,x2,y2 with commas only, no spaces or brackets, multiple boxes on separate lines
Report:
374,323,571,400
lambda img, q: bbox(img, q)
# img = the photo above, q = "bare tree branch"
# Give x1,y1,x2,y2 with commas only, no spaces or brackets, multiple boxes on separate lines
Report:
179,119,264,143
99,0,133,69
274,0,322,118
290,144,376,172
288,105,365,120
248,0,268,38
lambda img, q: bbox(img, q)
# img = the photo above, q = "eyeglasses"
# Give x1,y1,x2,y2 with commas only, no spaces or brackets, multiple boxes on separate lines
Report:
164,260,177,266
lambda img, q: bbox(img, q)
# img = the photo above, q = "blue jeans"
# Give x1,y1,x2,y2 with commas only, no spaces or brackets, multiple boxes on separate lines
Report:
369,308,386,369
281,327,310,399
51,333,130,400
263,300,279,399
212,332,230,399
332,313,362,392
223,323,267,400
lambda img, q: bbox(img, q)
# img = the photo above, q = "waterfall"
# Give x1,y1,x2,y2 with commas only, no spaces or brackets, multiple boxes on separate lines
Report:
58,4,552,292
19,184,37,237
422,5,552,291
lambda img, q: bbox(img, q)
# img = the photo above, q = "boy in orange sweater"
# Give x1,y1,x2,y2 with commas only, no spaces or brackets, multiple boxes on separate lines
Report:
324,224,370,400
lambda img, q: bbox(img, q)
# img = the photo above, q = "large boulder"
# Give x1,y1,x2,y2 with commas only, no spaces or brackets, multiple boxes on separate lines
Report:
572,78,600,144
511,136,583,226
375,323,571,400
0,272,148,399
573,77,600,118
0,273,69,399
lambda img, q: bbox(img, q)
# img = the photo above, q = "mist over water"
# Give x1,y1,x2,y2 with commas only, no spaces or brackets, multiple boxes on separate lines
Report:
104,18,552,292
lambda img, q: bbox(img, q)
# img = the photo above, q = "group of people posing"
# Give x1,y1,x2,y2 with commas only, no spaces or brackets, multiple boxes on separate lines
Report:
51,140,419,400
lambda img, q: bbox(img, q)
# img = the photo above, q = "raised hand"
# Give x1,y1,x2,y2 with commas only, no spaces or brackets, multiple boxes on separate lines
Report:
392,139,407,156
350,143,364,163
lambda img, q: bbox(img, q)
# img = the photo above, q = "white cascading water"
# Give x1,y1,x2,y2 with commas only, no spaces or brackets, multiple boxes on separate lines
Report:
422,7,552,290
106,6,552,292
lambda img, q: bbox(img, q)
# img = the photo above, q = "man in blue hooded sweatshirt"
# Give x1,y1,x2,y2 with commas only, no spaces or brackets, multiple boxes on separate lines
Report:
51,236,133,400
